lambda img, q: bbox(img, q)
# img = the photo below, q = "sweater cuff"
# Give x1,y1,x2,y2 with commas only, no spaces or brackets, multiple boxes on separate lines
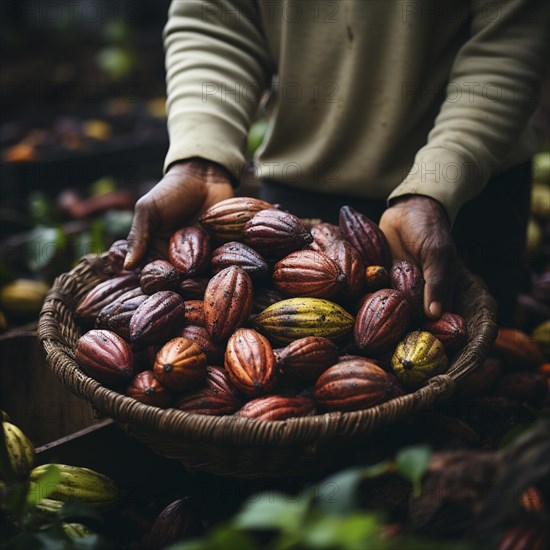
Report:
387,147,487,225
164,113,248,186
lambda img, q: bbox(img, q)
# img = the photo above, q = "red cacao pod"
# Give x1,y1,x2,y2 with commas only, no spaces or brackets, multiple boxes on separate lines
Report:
339,205,391,268
178,277,209,300
242,209,312,261
365,266,390,292
422,312,466,352
224,328,277,395
273,249,345,299
96,288,147,340
205,365,240,397
76,272,139,323
314,357,400,412
237,395,316,420
323,240,365,300
126,370,173,408
492,328,545,369
457,357,502,396
204,266,253,342
309,223,341,252
140,260,179,295
75,329,135,386
390,261,425,322
129,291,185,344
211,241,268,280
354,289,411,354
180,325,225,365
498,524,548,550
176,386,241,415
107,239,129,274
154,337,207,392
168,227,211,277
199,196,274,241
274,336,339,381
183,300,206,327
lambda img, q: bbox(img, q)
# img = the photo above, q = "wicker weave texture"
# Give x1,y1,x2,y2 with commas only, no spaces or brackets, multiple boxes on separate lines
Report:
38,253,498,478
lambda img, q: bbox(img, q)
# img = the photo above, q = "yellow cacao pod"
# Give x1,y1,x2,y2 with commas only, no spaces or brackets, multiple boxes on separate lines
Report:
1,422,35,480
62,523,94,539
0,279,49,319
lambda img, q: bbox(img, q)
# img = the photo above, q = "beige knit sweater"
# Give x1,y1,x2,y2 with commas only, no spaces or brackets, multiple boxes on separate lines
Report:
163,0,549,222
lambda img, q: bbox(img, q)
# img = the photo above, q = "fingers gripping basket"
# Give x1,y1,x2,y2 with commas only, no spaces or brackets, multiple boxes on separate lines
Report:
38,253,497,478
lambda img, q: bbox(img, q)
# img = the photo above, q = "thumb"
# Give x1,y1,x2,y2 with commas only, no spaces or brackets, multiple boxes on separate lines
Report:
422,245,456,320
124,203,151,270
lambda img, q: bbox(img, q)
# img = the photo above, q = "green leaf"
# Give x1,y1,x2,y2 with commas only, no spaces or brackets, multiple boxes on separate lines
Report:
27,226,66,271
235,491,309,532
395,445,431,497
27,465,61,506
499,423,534,448
90,177,116,198
28,192,53,225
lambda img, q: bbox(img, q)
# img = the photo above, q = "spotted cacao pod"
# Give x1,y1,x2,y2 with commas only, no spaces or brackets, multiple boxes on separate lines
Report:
309,223,341,252
422,312,466,352
180,325,225,365
323,240,365,300
211,241,268,280
183,300,206,327
237,395,316,420
140,260,179,295
390,261,425,322
168,227,211,277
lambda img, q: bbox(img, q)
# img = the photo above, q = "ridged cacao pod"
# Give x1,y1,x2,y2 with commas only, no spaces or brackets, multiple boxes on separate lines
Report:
224,328,277,395
252,287,286,314
141,497,203,550
274,336,339,381
391,330,448,388
211,241,268,280
204,266,253,342
76,272,139,323
422,312,466,352
493,328,545,368
237,395,316,420
129,291,185,344
199,196,273,241
273,250,345,298
323,240,365,300
75,329,135,385
140,260,179,294
494,372,548,403
365,266,390,292
519,486,545,513
180,325,225,365
95,287,145,331
309,223,341,252
354,289,411,354
183,300,206,327
390,261,425,322
205,365,240,397
242,209,313,261
126,370,173,408
176,373,241,415
2,422,34,479
314,357,400,412
498,524,548,550
168,227,211,277
339,205,391,268
107,239,128,274
178,277,209,300
254,298,354,344
154,337,207,392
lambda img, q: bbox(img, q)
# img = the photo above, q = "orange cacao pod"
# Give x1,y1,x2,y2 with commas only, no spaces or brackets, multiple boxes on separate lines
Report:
339,206,391,269
422,312,466,352
153,337,207,392
140,260,179,295
365,266,390,292
242,209,312,261
390,261,425,322
76,272,139,323
237,395,316,420
354,289,411,354
314,357,400,412
493,328,545,368
180,325,225,364
323,240,365,300
75,329,135,386
211,241,268,280
199,196,273,241
224,328,277,395
204,266,253,342
168,227,211,277
274,336,339,381
183,300,206,327
126,370,173,408
273,250,345,299
129,291,186,344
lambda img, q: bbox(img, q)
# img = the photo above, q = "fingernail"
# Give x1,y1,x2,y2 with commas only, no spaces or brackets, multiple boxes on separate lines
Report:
123,253,133,270
429,301,441,318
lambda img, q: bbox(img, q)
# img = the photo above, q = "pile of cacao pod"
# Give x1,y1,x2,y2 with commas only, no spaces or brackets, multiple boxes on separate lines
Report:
73,198,467,421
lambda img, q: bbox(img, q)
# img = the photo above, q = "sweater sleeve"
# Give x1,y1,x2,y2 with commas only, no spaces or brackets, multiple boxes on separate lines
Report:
163,0,272,181
388,0,549,224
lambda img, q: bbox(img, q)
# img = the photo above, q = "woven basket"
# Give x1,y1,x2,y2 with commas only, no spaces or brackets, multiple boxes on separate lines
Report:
38,253,497,478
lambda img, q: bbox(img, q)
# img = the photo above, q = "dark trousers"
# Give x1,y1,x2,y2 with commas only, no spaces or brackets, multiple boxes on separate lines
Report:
259,162,532,326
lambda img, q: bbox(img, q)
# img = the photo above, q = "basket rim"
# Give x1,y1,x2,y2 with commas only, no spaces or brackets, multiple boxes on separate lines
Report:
38,253,498,448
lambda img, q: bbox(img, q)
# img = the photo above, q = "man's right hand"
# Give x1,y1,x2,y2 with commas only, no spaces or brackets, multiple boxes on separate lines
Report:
123,158,234,270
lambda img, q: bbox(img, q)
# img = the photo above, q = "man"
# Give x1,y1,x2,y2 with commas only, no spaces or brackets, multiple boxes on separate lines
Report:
124,0,549,324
